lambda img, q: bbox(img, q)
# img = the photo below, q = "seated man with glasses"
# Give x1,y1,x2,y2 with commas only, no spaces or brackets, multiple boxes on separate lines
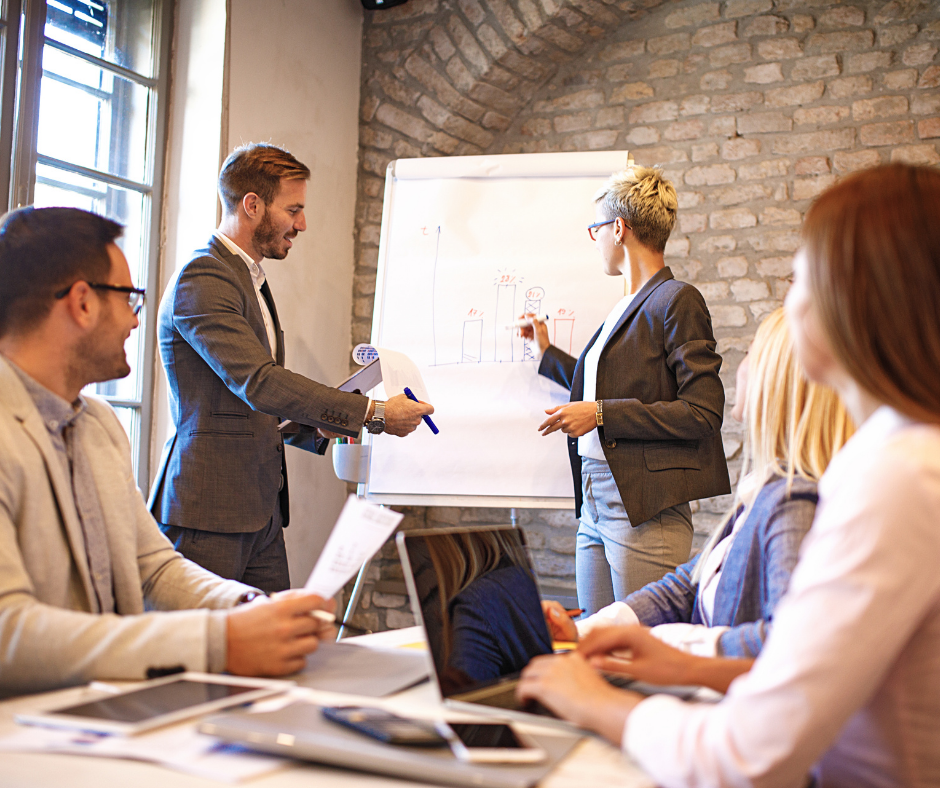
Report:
0,206,335,698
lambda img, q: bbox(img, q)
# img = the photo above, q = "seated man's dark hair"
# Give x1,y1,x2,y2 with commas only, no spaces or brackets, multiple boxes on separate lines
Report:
0,206,124,338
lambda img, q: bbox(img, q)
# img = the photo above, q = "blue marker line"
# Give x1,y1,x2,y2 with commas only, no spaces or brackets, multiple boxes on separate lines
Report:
403,387,439,435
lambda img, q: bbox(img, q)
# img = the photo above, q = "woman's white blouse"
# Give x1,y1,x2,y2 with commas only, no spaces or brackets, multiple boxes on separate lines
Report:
578,293,634,462
624,406,940,787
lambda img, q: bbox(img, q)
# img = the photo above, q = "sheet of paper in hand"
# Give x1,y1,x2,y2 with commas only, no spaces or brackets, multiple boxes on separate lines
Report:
304,495,404,598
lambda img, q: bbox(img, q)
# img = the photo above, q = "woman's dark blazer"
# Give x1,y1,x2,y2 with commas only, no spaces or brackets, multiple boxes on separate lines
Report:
539,267,731,526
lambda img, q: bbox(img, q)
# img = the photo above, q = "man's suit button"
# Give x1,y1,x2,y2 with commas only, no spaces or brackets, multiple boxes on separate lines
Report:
276,444,283,452
605,440,617,449
340,419,348,427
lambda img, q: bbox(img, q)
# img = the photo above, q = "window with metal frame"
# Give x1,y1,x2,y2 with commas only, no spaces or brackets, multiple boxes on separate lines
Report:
1,0,172,490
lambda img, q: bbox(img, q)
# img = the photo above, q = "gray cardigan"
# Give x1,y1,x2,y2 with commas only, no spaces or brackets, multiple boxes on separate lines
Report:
624,474,818,657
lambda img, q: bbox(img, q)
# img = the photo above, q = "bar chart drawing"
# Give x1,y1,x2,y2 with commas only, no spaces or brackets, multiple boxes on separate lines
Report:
462,319,483,363
554,318,575,355
494,282,517,362
447,279,577,366
522,287,544,361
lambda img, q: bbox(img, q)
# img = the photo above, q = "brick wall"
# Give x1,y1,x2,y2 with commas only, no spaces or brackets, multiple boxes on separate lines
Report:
344,0,940,633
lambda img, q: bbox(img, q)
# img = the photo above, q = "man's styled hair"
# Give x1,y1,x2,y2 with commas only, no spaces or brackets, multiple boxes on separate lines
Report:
0,207,123,338
594,166,678,253
218,143,311,214
803,163,940,424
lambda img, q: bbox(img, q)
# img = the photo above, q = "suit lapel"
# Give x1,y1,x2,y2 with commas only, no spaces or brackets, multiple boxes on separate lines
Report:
602,267,675,353
572,324,604,400
259,280,284,365
571,267,675,397
0,360,97,609
207,235,275,358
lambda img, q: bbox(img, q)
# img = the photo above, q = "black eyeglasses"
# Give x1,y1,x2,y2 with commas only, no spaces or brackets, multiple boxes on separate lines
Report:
54,282,146,315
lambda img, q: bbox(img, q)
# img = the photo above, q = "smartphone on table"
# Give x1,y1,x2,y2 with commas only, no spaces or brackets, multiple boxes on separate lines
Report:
321,706,447,746
439,721,545,763
322,706,546,763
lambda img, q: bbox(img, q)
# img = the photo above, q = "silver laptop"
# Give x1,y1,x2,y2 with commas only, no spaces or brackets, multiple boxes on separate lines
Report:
397,525,602,728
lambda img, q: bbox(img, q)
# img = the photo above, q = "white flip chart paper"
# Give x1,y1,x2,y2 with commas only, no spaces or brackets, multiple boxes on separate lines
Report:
365,150,630,504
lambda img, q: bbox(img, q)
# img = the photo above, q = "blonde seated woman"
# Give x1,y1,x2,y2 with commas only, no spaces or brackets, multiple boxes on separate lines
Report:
544,308,852,659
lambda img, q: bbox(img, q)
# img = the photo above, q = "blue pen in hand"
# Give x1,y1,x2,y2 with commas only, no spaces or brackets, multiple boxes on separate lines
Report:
403,387,439,435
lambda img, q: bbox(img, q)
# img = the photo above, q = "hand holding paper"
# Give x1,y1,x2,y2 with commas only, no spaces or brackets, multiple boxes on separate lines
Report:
304,496,404,598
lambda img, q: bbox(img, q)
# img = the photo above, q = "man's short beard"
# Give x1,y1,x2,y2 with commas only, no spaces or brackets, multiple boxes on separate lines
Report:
71,309,131,390
253,208,288,260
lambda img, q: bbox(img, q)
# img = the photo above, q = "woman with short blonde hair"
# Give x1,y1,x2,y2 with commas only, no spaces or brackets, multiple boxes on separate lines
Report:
528,165,730,616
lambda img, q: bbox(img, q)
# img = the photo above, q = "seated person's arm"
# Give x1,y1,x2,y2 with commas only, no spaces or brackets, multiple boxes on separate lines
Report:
516,626,753,747
542,554,700,643
579,625,753,694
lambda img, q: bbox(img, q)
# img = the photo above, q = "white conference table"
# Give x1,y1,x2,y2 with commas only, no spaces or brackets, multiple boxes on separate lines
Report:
0,627,656,788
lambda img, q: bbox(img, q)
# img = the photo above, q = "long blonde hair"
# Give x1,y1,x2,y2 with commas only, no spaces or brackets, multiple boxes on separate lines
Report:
692,308,854,583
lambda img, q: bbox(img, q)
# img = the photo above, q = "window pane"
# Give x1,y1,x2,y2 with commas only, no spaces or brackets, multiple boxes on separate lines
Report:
38,47,151,183
46,0,156,78
99,404,142,476
34,163,149,403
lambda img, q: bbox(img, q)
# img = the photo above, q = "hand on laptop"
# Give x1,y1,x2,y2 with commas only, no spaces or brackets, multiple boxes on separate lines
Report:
580,625,753,694
225,591,336,677
542,600,578,643
516,651,640,744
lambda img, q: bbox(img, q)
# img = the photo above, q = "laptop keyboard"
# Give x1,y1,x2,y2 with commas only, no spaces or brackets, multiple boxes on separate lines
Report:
455,672,632,718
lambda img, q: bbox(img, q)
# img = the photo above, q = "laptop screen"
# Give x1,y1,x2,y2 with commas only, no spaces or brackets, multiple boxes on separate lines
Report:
398,527,554,699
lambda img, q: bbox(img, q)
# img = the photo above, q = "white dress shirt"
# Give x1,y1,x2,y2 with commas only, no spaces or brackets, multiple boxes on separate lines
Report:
579,293,634,461
214,231,277,359
624,406,940,787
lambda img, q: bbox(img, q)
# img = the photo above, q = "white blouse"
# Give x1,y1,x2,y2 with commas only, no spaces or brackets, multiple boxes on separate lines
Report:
623,407,940,787
578,293,634,462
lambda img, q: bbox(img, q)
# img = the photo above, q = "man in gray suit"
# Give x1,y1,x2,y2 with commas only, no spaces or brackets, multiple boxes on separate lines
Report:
0,207,334,697
149,144,431,592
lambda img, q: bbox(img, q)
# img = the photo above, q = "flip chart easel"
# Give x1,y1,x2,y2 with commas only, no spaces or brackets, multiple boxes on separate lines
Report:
359,150,631,510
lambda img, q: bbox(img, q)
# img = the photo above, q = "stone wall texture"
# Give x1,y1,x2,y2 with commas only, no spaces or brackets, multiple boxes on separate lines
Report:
343,0,940,633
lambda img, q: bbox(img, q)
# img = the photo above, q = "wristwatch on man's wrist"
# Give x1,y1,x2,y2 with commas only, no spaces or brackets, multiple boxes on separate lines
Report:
595,400,604,427
236,590,268,605
365,399,387,434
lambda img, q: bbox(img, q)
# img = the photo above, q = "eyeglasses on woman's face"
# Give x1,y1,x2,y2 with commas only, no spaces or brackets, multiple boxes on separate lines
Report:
54,282,146,315
587,218,631,241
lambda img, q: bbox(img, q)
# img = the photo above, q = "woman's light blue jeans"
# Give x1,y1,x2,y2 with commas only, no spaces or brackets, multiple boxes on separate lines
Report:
576,456,693,616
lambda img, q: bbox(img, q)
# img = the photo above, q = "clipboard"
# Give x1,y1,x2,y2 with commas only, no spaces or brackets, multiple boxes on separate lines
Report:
278,359,382,438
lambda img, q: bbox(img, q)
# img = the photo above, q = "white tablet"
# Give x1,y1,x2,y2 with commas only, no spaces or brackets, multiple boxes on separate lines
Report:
15,672,292,735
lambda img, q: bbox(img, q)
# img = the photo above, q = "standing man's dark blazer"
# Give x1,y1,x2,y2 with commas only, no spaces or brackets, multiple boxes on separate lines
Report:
539,267,731,526
148,235,369,535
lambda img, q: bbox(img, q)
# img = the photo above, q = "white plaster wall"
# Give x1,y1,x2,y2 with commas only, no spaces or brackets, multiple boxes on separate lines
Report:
152,0,228,481
226,0,364,585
